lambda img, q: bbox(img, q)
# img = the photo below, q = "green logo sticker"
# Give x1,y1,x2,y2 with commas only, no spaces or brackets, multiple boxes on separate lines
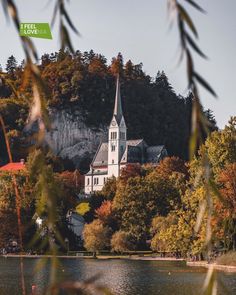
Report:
20,23,52,39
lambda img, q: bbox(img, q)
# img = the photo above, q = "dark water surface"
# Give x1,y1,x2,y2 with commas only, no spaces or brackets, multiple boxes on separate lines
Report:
0,257,235,295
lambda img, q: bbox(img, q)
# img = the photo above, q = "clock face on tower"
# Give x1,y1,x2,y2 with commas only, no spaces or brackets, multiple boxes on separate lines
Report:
111,120,116,126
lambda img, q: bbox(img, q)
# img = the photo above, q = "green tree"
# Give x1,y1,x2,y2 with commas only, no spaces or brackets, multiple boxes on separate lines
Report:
113,171,182,249
203,117,236,174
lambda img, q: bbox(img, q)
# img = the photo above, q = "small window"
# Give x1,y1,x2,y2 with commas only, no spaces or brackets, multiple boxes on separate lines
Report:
104,177,106,184
111,132,117,140
94,177,99,185
112,160,114,164
112,145,115,151
87,178,90,185
120,132,125,140
97,177,99,185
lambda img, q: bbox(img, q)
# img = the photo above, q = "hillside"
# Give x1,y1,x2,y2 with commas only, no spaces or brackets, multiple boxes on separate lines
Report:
0,50,217,169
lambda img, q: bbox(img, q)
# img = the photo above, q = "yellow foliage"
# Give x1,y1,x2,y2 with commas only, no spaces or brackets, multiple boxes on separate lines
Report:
76,202,90,216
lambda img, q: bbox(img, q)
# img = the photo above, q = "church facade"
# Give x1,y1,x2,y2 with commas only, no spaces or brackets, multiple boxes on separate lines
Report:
84,76,168,194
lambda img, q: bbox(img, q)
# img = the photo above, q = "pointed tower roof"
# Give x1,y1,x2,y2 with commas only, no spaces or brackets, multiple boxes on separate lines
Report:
113,75,123,124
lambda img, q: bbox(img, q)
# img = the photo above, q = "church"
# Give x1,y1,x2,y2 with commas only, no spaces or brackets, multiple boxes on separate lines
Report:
84,76,168,194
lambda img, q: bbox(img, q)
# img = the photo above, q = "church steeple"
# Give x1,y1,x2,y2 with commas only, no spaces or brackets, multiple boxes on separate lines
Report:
113,75,123,124
108,75,127,177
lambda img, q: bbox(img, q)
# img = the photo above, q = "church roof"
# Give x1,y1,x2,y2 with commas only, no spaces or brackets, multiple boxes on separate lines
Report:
126,139,144,146
92,142,108,167
146,145,165,163
126,145,142,163
90,139,166,169
113,75,123,124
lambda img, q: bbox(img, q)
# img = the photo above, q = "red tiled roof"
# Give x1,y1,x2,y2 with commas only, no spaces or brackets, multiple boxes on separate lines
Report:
0,162,26,171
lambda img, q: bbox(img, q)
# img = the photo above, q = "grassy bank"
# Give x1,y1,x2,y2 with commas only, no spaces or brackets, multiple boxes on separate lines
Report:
216,251,236,266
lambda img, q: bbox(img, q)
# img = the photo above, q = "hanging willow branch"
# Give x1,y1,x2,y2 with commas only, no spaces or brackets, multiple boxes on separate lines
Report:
167,2,220,295
0,1,81,293
51,0,80,53
168,0,217,159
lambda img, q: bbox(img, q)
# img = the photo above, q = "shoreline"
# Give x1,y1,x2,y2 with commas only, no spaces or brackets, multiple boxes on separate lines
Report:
186,261,236,273
1,254,185,260
1,254,236,272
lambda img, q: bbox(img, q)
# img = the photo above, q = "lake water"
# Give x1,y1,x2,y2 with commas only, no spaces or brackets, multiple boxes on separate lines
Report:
0,257,235,295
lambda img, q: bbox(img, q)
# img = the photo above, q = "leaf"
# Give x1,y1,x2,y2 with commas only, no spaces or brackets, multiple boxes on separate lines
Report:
209,179,228,207
186,49,194,86
1,0,9,21
0,76,20,99
61,4,80,35
7,0,20,29
60,24,74,53
177,15,186,49
51,1,59,28
202,266,217,295
199,115,210,138
194,72,217,97
186,32,207,59
189,126,198,160
183,0,206,13
24,38,38,60
177,3,198,38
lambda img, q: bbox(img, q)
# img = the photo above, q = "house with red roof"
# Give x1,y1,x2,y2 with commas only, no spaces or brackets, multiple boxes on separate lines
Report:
0,159,26,172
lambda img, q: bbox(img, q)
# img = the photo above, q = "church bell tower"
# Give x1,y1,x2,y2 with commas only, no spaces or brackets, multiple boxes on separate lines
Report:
108,75,127,177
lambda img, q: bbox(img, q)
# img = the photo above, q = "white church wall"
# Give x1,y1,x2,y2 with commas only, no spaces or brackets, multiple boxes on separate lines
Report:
84,174,109,194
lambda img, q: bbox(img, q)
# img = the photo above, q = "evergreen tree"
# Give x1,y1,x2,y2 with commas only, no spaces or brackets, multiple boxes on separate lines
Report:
5,55,17,75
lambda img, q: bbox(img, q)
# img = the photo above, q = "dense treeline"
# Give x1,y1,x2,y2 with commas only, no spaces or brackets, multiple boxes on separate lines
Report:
0,50,217,166
0,118,235,257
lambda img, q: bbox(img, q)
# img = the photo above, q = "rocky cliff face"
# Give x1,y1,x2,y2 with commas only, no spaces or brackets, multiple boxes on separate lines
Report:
45,108,107,170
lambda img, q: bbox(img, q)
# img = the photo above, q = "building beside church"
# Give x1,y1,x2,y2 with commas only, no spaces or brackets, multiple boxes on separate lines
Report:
84,76,168,194
0,159,25,172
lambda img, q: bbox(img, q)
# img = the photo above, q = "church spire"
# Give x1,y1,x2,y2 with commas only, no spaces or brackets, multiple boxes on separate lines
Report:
113,75,123,124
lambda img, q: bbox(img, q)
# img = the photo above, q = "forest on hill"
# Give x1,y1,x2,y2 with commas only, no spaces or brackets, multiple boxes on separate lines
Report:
0,50,217,165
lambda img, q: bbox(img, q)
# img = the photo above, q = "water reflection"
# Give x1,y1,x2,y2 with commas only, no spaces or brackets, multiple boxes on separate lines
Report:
0,258,235,295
